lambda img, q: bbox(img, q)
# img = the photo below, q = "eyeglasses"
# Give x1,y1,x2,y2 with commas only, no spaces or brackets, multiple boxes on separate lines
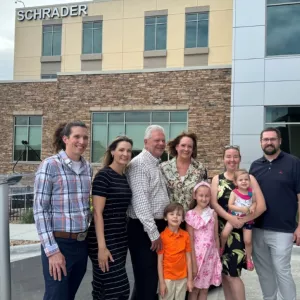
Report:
224,145,240,150
261,138,278,143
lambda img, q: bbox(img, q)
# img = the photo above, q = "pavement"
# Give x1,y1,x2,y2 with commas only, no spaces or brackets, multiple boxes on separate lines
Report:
8,224,300,300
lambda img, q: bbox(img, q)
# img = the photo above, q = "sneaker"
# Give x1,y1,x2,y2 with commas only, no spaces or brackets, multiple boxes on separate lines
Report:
247,259,254,271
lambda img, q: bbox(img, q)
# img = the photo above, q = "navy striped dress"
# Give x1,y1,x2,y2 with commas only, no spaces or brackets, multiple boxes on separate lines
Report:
88,167,132,300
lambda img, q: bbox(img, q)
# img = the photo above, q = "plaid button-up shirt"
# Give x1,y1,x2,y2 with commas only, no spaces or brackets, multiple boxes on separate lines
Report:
34,150,92,257
127,149,170,241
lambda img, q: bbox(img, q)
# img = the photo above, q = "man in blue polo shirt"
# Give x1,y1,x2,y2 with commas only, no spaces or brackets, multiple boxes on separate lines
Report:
249,127,300,300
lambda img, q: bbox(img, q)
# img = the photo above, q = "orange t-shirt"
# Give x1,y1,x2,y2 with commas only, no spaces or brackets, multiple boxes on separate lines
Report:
158,227,191,280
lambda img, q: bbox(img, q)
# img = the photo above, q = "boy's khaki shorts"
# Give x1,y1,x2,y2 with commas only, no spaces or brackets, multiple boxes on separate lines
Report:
159,278,187,300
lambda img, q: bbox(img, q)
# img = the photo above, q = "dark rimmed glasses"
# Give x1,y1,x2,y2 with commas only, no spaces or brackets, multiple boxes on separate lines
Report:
261,137,278,143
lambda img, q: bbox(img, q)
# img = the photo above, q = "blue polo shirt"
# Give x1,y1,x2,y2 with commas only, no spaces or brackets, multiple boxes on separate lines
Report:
249,151,300,233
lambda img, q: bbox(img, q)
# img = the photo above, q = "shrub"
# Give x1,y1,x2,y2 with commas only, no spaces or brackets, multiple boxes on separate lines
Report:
20,208,35,224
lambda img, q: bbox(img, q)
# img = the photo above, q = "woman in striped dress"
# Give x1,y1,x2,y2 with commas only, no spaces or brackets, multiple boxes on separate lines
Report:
88,136,133,300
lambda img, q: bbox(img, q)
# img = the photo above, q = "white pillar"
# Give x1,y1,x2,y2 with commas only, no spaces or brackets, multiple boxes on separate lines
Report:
0,182,11,300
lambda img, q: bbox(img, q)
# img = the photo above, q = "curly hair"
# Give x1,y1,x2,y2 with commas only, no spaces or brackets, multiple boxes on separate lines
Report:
167,132,197,158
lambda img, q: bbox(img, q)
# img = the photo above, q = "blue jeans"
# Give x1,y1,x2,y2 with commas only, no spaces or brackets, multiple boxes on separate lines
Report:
41,237,88,300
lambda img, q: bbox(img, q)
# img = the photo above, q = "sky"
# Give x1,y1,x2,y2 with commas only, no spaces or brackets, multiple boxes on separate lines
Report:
0,0,87,80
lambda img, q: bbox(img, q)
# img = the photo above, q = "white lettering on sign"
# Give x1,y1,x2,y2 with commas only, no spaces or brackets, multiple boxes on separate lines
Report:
70,5,78,17
17,4,88,21
61,7,69,18
51,7,59,18
25,10,33,21
42,8,51,19
33,9,41,19
17,10,25,21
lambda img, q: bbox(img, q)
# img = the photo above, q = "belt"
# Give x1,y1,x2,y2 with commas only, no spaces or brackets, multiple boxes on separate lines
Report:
53,231,87,241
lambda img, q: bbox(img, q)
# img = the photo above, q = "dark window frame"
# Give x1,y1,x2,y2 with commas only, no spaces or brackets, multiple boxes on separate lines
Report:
13,116,42,162
41,74,57,79
42,24,62,56
266,0,300,56
185,12,209,49
91,111,188,163
265,106,300,158
82,21,103,54
144,16,167,51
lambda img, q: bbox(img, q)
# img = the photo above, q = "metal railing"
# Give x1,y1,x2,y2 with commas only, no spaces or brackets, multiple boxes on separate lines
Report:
9,193,34,222
7,176,35,224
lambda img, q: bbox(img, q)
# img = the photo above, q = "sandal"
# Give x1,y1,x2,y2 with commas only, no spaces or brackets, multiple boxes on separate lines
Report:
247,259,254,271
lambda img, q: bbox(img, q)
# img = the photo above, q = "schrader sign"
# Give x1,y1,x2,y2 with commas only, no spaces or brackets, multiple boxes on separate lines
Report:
17,4,88,21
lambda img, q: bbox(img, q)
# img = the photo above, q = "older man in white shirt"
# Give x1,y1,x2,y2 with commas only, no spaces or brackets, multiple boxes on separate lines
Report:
127,125,170,300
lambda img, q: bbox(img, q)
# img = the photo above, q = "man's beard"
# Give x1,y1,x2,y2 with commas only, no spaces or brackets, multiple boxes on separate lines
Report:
263,145,278,155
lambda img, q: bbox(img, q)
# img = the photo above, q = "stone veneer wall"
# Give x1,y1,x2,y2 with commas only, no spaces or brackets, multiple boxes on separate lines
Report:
0,68,231,176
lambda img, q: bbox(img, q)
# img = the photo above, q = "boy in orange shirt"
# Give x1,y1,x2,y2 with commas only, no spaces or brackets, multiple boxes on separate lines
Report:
158,203,193,300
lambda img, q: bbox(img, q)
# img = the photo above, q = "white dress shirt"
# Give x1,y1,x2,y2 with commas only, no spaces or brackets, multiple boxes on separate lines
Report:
127,149,170,241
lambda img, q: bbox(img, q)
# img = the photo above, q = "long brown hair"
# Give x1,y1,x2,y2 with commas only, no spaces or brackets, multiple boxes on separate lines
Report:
101,136,133,168
52,121,87,153
167,132,198,158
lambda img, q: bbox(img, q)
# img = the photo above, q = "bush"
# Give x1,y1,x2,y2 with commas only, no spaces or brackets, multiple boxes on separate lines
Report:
20,208,35,224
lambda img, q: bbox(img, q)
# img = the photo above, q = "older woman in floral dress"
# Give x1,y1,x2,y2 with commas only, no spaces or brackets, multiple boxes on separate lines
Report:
160,132,206,212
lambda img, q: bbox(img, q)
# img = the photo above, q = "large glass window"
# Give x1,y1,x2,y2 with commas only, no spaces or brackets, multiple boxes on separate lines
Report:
42,25,62,56
91,111,187,162
82,21,102,54
185,12,209,48
145,16,167,51
265,106,300,158
267,0,300,56
14,116,42,161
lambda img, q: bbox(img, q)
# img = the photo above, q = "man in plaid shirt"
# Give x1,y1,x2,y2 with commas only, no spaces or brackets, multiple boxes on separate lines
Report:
34,121,92,300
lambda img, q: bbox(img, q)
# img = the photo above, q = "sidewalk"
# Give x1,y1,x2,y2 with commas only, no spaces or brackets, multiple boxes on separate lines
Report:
10,224,39,241
208,246,300,300
9,224,300,299
10,224,40,262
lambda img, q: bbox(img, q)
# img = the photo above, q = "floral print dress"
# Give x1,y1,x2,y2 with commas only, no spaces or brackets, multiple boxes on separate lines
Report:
185,207,222,289
160,157,206,211
218,173,246,277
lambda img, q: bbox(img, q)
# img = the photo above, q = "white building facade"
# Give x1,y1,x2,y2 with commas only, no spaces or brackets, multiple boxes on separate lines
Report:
231,0,300,170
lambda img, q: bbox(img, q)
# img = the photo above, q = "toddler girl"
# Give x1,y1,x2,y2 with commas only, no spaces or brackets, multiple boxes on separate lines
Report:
220,169,256,271
185,182,222,300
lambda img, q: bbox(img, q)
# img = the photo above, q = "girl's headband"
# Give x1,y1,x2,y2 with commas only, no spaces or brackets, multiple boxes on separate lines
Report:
193,181,211,198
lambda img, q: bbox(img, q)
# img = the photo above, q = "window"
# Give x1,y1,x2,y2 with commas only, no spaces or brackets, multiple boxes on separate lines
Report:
42,25,62,56
82,21,102,54
145,16,167,51
267,0,300,56
41,74,57,79
91,111,187,162
185,12,209,48
265,106,300,158
14,116,42,162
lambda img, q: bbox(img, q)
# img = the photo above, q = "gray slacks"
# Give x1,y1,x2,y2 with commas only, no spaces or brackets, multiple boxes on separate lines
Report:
253,228,296,300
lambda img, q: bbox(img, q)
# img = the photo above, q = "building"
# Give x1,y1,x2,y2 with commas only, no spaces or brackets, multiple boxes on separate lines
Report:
0,0,233,175
231,0,300,169
2,0,300,176
13,0,232,79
